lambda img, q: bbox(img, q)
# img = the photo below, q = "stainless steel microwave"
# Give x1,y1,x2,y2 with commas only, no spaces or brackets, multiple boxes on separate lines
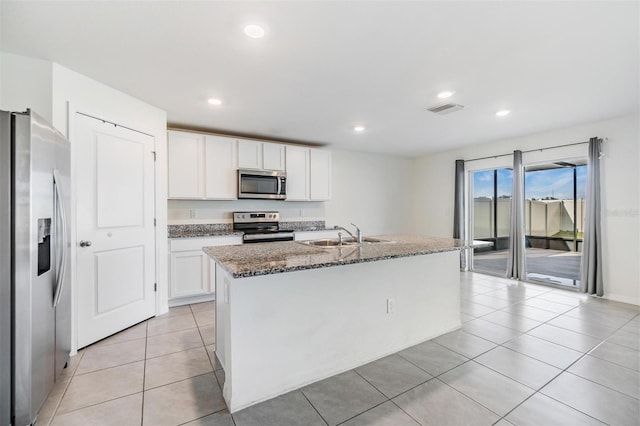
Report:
238,169,287,200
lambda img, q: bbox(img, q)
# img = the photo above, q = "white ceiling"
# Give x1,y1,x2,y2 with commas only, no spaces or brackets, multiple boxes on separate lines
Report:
1,1,638,156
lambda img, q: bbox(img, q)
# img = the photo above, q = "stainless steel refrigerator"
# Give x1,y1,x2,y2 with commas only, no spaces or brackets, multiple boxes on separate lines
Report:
0,110,71,426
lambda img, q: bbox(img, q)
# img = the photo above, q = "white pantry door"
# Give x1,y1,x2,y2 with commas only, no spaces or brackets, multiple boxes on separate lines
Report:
75,113,156,348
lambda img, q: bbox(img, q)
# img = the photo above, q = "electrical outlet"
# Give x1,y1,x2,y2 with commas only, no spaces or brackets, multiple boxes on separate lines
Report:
387,298,395,314
189,209,196,219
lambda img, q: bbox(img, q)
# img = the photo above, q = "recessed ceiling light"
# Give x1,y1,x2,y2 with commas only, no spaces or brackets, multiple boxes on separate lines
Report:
437,91,455,99
244,24,265,38
208,98,222,106
354,126,365,132
496,110,511,117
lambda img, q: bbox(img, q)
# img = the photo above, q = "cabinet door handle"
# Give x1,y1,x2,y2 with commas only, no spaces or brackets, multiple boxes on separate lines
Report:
79,240,92,248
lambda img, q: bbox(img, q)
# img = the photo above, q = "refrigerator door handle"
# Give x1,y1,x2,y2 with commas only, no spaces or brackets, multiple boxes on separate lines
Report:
53,169,68,308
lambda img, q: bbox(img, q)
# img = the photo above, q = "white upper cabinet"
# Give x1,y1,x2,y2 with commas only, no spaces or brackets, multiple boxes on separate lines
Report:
168,131,205,198
204,135,238,200
237,140,262,169
168,130,330,201
238,140,285,171
285,146,332,202
168,130,238,200
262,142,286,171
310,149,331,201
285,146,310,201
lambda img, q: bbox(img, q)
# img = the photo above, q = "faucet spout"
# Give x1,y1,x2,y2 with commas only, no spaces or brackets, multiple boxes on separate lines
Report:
333,224,363,243
333,225,356,241
350,223,363,243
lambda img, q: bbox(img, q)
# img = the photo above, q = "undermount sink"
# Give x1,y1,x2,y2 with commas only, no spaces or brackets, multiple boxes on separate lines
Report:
303,239,345,247
346,237,387,244
299,237,393,248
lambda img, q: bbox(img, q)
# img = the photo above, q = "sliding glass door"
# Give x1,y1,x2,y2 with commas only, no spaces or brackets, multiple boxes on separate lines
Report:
471,168,513,276
524,162,586,287
470,159,586,288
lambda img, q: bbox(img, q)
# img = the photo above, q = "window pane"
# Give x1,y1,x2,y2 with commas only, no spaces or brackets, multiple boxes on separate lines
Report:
471,168,512,277
473,170,494,239
496,169,513,238
524,164,583,287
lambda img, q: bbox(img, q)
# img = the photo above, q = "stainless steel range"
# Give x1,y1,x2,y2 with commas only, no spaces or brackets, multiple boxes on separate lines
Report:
233,211,294,243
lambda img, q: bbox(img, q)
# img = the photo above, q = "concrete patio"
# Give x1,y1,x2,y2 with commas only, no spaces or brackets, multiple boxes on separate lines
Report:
472,248,582,288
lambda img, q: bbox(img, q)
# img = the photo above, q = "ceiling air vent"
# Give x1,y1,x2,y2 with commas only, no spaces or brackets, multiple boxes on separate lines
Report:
427,103,464,115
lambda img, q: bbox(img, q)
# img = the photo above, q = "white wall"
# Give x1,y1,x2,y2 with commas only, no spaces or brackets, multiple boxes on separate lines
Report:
0,52,53,121
51,64,166,140
411,114,640,305
1,52,171,351
168,199,326,224
325,149,413,235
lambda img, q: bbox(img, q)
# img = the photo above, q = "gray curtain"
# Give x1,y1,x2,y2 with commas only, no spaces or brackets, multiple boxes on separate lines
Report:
506,150,526,279
581,137,604,296
453,159,466,269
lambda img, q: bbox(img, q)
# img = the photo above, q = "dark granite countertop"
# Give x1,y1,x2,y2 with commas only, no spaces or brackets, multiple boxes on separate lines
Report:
168,224,241,238
204,235,487,278
168,221,331,238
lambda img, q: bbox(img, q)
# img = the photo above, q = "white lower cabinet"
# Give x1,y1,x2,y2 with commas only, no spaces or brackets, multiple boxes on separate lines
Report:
169,235,242,306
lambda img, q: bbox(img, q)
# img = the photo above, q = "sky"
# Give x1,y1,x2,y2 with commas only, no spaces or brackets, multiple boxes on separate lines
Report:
473,166,587,200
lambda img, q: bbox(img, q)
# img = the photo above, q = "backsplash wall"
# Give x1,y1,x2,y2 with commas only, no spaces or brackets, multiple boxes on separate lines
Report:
168,199,326,224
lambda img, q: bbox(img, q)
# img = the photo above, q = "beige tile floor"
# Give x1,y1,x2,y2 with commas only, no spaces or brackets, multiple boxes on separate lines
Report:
39,273,639,426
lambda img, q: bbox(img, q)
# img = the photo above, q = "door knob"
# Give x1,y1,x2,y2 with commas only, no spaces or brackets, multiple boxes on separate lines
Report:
79,240,92,247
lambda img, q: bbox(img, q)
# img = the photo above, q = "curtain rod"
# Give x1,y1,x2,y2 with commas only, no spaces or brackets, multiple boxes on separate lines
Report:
464,138,605,163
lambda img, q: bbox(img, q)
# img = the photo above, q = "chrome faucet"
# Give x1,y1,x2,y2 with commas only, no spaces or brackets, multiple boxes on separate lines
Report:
334,223,363,243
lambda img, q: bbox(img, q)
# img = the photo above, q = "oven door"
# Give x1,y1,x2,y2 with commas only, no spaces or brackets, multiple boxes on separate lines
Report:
238,170,286,200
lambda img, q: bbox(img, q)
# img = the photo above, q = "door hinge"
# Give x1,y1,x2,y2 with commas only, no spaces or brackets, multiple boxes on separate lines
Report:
154,283,157,292
151,151,157,161
154,218,156,226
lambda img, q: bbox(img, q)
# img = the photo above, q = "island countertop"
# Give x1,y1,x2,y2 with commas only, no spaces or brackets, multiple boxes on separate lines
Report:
204,235,486,278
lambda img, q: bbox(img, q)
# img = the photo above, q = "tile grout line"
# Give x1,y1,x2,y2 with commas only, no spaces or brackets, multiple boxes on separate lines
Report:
50,391,144,420
367,349,512,424
487,288,639,424
186,303,231,425
457,275,639,423
457,280,622,423
299,389,330,426
90,319,148,348
395,343,470,378
388,398,424,426
44,349,87,425
178,407,230,426
71,355,147,377
333,399,390,426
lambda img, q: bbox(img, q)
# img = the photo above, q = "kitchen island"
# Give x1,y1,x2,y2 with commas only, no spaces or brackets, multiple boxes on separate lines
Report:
204,235,477,413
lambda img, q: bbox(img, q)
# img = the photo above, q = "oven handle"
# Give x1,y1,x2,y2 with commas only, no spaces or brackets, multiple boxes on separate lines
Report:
243,232,295,243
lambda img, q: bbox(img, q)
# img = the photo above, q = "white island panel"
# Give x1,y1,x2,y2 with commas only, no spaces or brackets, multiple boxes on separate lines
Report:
215,249,460,412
